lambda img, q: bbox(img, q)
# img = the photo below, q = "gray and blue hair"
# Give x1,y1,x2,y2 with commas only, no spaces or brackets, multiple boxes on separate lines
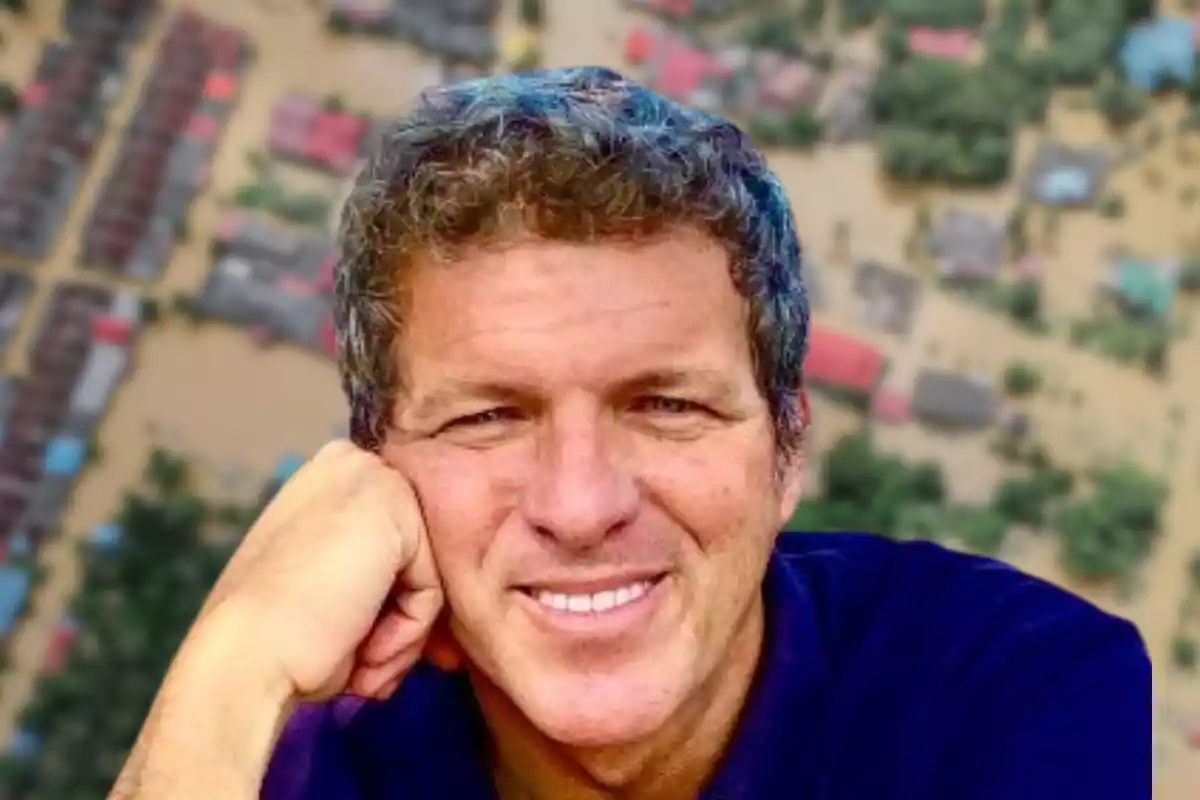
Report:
333,66,810,456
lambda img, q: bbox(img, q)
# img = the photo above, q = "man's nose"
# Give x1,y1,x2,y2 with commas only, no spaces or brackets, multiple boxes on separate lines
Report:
520,410,638,550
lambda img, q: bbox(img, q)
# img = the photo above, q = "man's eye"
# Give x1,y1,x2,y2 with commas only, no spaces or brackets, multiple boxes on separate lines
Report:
444,407,520,430
633,396,707,415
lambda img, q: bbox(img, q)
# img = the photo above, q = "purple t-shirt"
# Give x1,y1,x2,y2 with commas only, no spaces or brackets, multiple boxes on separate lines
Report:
262,533,1149,799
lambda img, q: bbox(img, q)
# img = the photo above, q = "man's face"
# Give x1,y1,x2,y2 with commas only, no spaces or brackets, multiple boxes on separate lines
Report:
385,230,803,747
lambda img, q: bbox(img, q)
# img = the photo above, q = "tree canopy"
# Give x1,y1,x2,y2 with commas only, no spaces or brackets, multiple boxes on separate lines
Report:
0,450,251,797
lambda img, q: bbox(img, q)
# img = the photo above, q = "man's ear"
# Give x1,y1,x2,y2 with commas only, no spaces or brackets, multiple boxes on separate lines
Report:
776,389,810,524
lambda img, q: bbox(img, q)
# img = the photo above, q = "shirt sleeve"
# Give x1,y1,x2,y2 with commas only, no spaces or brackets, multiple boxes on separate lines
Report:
261,703,367,800
931,612,1150,800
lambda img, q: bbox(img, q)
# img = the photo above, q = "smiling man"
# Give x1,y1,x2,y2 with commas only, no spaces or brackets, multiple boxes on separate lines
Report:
110,68,1148,800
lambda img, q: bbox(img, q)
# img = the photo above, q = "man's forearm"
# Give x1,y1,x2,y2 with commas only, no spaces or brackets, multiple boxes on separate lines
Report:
110,611,295,799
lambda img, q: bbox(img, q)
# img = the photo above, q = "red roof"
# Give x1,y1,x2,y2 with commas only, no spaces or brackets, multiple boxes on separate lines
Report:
625,28,655,64
803,326,884,393
871,388,910,423
315,251,336,292
22,82,46,110
658,40,714,97
907,27,975,61
92,314,134,345
40,622,76,677
203,72,238,103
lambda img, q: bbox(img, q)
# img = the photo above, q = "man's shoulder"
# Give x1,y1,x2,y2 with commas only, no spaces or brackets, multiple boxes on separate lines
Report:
772,532,1145,676
263,665,487,799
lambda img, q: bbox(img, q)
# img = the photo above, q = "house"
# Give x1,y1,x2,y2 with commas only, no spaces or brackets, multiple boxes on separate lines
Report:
1102,254,1179,319
927,210,1006,282
6,729,39,762
0,565,30,638
1024,140,1109,207
268,94,368,176
630,25,733,110
214,212,304,264
1119,18,1196,92
803,325,885,396
747,51,824,116
821,69,873,143
907,27,976,62
911,369,996,430
853,259,922,335
40,615,78,677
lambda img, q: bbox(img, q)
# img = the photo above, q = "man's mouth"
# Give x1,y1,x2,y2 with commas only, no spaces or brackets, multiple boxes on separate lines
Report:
517,573,668,615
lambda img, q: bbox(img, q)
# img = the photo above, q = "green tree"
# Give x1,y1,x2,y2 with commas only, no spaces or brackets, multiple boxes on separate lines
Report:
1057,463,1167,581
519,0,544,27
1173,636,1197,671
1002,361,1042,395
143,448,191,495
783,106,822,148
1094,79,1149,127
1007,280,1042,324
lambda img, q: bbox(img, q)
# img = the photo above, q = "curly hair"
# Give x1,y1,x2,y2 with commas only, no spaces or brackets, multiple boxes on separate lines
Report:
334,66,810,457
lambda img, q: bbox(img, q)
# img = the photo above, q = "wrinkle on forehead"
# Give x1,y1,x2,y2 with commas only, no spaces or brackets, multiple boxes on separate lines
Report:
394,233,753,405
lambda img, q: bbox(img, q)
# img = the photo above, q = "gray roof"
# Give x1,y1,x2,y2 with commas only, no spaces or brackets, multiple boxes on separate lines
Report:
927,210,1006,280
853,260,922,336
69,343,128,418
197,258,327,344
108,289,141,322
1023,140,1109,207
911,369,995,429
217,215,304,265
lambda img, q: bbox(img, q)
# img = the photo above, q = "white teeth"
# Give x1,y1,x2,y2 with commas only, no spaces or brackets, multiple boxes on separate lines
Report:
534,581,653,614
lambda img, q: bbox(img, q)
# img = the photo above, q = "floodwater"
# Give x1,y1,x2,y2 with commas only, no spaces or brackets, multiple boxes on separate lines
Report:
0,0,1193,795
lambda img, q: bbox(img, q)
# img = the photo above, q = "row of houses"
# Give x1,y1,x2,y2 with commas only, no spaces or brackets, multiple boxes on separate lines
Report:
328,0,499,66
195,212,336,357
81,9,250,279
0,0,157,260
0,282,144,640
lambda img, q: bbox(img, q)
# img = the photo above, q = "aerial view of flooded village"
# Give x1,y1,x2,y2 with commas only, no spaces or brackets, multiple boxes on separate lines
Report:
0,0,1188,795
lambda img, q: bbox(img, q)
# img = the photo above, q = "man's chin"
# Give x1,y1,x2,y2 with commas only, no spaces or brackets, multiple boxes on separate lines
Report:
516,673,687,749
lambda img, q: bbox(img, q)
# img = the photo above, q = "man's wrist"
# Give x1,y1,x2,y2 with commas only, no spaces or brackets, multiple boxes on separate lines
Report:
110,603,296,799
172,601,298,757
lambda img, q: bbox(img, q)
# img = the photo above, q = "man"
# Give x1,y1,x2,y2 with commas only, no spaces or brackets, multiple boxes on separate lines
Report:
111,67,1148,800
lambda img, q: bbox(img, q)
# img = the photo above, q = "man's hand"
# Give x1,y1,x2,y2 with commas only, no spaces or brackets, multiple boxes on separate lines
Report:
109,440,443,799
202,439,444,701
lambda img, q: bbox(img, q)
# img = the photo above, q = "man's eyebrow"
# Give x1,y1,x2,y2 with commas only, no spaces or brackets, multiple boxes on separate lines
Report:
402,379,535,420
618,368,743,401
402,367,744,421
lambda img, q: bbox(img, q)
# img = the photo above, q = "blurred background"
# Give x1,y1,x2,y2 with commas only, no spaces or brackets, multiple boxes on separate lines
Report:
0,0,1186,795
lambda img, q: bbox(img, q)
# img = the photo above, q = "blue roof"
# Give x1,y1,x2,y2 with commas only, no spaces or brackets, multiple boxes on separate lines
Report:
7,729,41,761
43,436,85,477
89,522,123,551
1038,167,1090,203
1119,18,1196,91
273,453,305,483
0,566,31,638
8,532,29,558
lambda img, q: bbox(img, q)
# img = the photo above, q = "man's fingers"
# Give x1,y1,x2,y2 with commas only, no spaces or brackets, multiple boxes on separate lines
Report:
359,608,432,666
